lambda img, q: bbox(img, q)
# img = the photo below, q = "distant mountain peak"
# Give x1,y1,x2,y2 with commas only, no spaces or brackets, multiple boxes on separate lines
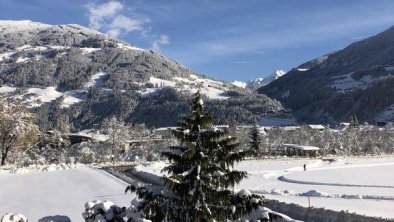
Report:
232,70,286,89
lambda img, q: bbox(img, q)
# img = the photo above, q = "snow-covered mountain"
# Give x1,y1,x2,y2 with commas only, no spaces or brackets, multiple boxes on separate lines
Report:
0,20,283,129
248,70,286,89
232,70,286,89
259,25,394,125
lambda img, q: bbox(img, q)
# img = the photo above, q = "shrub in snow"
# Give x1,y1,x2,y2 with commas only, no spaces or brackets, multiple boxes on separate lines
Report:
300,190,332,198
82,200,149,222
39,130,70,164
70,141,112,163
38,215,71,222
83,200,125,222
128,91,264,221
1,213,27,222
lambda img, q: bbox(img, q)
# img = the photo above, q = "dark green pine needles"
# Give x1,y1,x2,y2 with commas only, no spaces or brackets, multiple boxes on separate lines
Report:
128,91,264,222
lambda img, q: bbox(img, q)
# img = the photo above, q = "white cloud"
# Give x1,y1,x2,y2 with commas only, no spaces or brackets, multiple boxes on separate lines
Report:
86,1,123,30
107,14,142,37
85,1,170,47
151,34,170,51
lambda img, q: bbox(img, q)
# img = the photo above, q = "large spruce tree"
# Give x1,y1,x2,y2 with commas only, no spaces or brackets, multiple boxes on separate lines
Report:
249,123,263,156
128,91,264,221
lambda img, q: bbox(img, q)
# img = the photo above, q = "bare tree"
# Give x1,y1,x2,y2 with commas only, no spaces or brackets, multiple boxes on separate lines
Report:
101,116,130,160
0,98,39,165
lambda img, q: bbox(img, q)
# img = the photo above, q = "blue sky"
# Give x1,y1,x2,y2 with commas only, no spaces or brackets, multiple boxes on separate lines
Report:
1,0,394,82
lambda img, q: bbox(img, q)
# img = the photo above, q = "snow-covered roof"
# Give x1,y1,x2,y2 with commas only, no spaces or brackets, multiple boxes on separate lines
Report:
283,143,320,151
307,124,326,130
282,126,301,131
154,127,179,131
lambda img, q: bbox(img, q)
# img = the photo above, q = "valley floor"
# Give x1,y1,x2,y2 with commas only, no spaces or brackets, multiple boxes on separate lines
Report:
137,156,394,219
0,166,133,221
1,156,393,221
236,157,394,219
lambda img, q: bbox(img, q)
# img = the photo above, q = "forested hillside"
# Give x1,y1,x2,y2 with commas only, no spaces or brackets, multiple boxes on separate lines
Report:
259,26,394,124
0,20,283,130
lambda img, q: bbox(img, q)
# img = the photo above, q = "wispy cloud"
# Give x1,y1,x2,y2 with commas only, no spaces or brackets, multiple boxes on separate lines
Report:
233,61,254,64
151,34,170,51
107,14,142,37
86,1,124,31
85,1,170,50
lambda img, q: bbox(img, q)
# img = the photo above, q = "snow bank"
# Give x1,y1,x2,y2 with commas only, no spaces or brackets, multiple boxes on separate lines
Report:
265,199,390,222
300,190,333,198
0,163,84,175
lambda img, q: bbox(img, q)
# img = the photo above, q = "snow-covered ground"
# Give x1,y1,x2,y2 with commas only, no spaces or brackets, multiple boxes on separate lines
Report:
0,71,110,108
135,156,394,219
3,157,392,220
237,157,394,219
0,166,133,221
376,104,394,123
331,73,374,91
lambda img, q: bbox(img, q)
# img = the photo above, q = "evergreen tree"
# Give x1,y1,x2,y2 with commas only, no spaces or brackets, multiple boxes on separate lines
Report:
249,123,263,156
40,130,71,163
127,91,264,221
349,115,359,129
348,115,360,155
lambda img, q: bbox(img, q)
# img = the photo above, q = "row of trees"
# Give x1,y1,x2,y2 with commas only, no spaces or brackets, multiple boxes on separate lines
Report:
0,95,158,166
244,122,394,157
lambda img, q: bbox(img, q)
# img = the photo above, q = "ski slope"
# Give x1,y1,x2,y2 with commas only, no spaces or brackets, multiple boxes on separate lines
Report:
0,167,133,221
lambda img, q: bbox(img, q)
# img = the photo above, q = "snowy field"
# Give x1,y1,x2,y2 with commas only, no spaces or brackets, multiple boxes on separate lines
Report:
0,166,133,221
1,157,394,220
136,156,394,219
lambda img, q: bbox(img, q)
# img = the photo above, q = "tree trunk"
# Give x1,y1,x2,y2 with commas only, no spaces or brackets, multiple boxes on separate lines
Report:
1,153,6,166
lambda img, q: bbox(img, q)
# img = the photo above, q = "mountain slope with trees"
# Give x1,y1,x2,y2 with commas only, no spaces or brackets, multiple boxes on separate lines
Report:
259,26,394,125
0,20,283,130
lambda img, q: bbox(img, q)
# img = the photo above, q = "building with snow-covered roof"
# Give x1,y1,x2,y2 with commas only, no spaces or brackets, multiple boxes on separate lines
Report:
306,124,326,131
153,127,178,139
283,143,320,157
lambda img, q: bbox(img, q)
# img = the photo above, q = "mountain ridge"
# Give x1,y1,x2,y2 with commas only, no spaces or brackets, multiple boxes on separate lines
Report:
232,70,286,89
0,20,284,130
259,25,394,124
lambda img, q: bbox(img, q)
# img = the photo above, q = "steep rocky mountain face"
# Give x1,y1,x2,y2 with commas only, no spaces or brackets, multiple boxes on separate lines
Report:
259,26,394,124
0,20,283,130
